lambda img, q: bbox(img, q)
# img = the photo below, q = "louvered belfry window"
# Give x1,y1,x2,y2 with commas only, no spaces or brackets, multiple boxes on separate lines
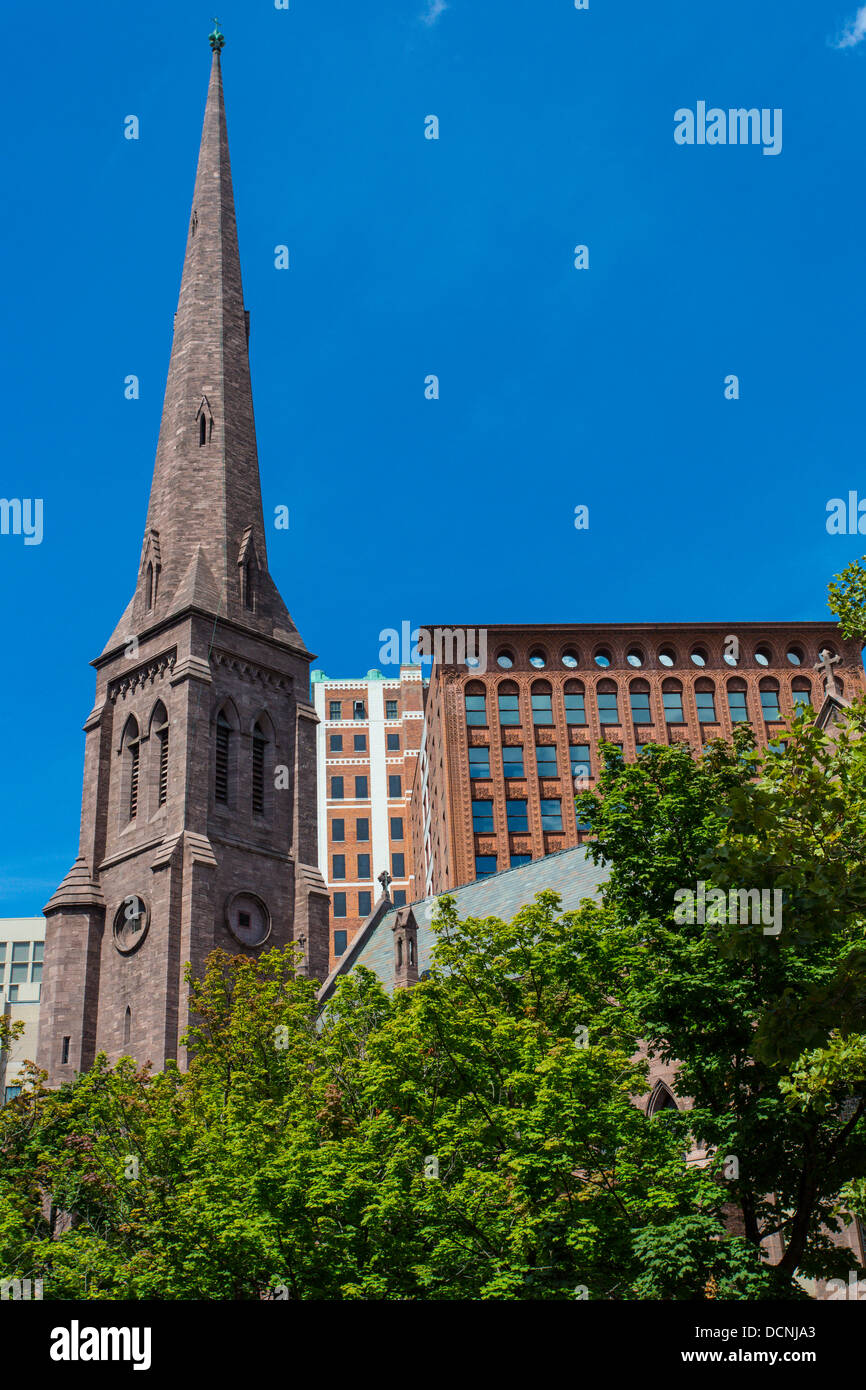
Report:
215,712,231,804
129,741,140,819
158,726,169,806
252,722,266,815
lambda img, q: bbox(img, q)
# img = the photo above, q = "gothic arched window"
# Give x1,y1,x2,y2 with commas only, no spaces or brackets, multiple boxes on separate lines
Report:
150,701,169,809
123,1006,131,1048
215,710,232,805
121,717,140,822
252,720,267,816
145,562,154,610
199,414,207,446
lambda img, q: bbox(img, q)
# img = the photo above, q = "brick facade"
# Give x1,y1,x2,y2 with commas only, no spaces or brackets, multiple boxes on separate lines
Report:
411,621,865,895
312,667,425,970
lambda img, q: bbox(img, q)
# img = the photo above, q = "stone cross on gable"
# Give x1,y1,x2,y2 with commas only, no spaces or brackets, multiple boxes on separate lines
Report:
378,870,392,900
815,647,842,698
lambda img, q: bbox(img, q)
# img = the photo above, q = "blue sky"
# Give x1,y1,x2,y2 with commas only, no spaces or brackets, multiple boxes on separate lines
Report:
2,0,866,911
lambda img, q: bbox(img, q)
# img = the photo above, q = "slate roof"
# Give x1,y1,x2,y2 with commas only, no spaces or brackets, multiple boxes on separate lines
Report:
317,845,610,1004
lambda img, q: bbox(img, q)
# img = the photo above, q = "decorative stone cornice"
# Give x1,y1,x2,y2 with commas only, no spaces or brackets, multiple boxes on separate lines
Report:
109,651,177,702
211,648,292,690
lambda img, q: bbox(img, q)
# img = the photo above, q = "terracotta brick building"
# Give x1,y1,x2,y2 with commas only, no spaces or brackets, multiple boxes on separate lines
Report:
38,33,329,1086
411,621,865,895
311,667,425,968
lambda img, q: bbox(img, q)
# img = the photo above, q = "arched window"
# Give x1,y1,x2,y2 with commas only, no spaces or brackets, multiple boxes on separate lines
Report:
465,680,487,726
199,414,207,446
396,937,403,968
497,680,520,726
647,1081,679,1117
694,677,717,724
727,678,749,723
123,1006,131,1048
121,717,140,822
759,678,781,722
145,562,154,610
531,680,553,726
408,938,415,967
662,678,684,724
597,678,620,725
629,679,651,723
252,720,267,816
150,701,169,809
215,709,233,804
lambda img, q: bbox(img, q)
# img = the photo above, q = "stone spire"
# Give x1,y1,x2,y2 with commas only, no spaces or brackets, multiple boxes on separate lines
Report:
103,35,302,654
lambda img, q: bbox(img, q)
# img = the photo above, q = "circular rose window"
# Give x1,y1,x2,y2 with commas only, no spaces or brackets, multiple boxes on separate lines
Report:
225,892,271,948
113,896,150,955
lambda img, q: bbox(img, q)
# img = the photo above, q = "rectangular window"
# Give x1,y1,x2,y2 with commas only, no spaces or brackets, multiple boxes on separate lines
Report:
355,776,368,798
358,891,372,917
469,746,491,779
393,889,407,907
332,818,345,842
663,690,684,723
329,734,343,752
498,693,521,726
629,689,652,722
761,689,781,720
502,745,525,778
353,701,366,720
570,745,591,779
357,853,371,879
465,694,487,726
388,774,402,798
540,798,563,832
4,1085,21,1104
333,893,347,919
356,817,369,841
386,733,400,751
531,692,553,725
353,733,367,751
386,700,399,719
603,744,623,767
10,944,28,986
329,701,342,721
390,816,404,840
331,776,344,800
334,929,348,955
472,800,495,834
475,855,497,877
392,852,405,878
727,689,749,722
597,692,619,725
535,744,558,777
510,854,532,869
696,690,717,723
564,692,586,725
61,1037,70,1065
506,799,529,833
332,854,346,880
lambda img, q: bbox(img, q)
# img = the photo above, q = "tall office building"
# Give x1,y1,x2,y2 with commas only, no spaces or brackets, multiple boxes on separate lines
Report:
312,667,425,968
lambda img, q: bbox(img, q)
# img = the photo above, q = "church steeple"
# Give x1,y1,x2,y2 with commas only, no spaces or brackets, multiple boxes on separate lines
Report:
104,32,301,653
40,34,330,1088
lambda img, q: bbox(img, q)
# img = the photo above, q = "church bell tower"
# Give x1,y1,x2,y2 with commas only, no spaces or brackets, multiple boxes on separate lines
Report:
38,27,330,1084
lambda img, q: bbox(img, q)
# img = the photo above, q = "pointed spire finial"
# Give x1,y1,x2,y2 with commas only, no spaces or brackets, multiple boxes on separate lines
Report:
209,18,225,53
